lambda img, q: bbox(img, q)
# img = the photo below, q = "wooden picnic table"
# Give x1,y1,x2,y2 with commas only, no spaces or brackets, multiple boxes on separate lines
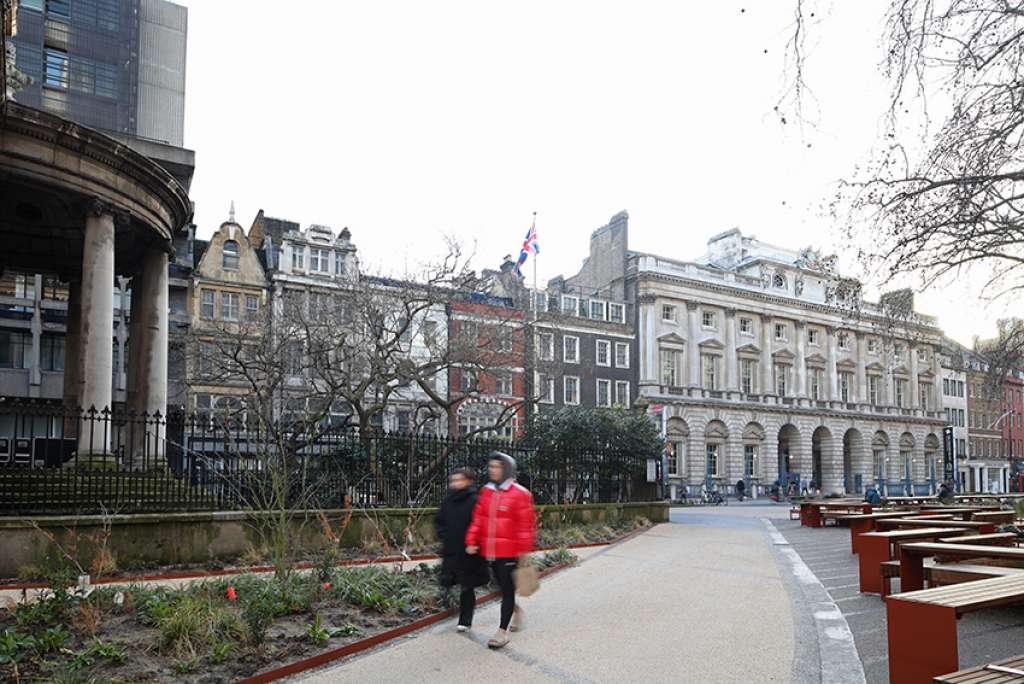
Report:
875,519,996,534
896,542,1024,593
887,574,1024,683
934,654,1024,683
800,500,872,528
857,528,969,594
841,512,950,554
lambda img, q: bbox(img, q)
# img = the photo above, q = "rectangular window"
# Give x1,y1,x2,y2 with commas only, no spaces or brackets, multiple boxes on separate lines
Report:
608,303,625,323
774,323,786,341
563,336,579,363
221,292,240,321
917,348,928,363
706,444,720,477
662,305,677,322
590,300,606,321
596,379,611,407
564,376,580,405
596,339,611,367
867,339,879,354
701,354,718,390
245,295,259,319
741,359,756,394
311,248,330,272
285,342,303,376
894,344,904,362
40,333,64,371
46,0,70,18
334,253,346,275
201,289,215,319
868,375,880,405
0,330,30,369
943,378,950,395
837,332,850,350
919,383,931,410
537,333,554,361
840,372,852,403
702,311,716,329
810,368,823,400
774,364,788,396
44,48,68,88
614,380,630,407
562,296,578,316
661,348,682,387
739,317,753,335
460,370,478,393
667,441,681,477
292,247,305,271
614,342,630,368
895,379,907,408
808,329,819,345
744,445,758,478
496,373,513,396
20,0,44,11
538,375,555,403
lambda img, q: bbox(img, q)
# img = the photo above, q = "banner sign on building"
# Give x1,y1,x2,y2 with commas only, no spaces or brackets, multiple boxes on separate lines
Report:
942,426,955,483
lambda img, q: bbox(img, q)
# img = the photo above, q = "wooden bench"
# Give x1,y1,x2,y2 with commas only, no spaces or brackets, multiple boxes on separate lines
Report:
896,542,1024,593
877,534,1019,595
935,654,1024,683
971,510,1018,525
842,512,947,555
858,528,969,594
887,574,1024,683
875,518,996,534
800,500,871,527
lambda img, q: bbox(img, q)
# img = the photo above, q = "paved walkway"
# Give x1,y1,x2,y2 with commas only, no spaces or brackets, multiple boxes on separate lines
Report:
295,505,799,683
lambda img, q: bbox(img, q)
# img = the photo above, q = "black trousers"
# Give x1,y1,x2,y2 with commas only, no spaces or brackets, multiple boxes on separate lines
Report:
489,557,517,630
457,585,476,627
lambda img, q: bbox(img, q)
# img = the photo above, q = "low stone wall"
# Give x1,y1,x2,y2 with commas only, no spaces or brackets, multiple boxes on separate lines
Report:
0,501,668,578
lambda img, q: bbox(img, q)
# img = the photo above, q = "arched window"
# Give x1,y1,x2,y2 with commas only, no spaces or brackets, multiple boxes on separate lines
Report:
223,240,240,270
773,272,787,289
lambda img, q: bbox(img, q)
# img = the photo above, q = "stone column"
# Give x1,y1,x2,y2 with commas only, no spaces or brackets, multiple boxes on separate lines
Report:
856,332,868,404
29,274,42,396
795,321,807,399
760,315,773,397
826,327,839,401
127,246,170,467
909,343,920,411
725,308,738,392
686,302,700,388
931,348,942,415
77,203,116,458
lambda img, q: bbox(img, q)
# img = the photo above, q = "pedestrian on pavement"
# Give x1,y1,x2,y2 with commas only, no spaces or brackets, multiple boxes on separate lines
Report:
863,486,882,506
465,451,536,650
938,480,955,505
435,467,488,633
735,479,746,502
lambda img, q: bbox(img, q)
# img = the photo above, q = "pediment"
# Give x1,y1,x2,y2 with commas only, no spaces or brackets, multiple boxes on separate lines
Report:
658,332,687,346
893,365,910,376
698,338,725,350
805,353,828,366
772,348,796,362
836,358,857,371
736,343,761,356
918,369,936,379
866,361,885,372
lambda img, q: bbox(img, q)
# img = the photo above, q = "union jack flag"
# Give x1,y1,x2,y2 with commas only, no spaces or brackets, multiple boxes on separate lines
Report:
514,220,539,277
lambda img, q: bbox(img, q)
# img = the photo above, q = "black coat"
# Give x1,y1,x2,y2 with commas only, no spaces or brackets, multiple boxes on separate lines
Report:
435,486,488,589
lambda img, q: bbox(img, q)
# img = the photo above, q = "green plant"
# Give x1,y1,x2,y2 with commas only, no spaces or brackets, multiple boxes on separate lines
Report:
172,657,198,674
207,640,235,664
33,625,70,655
533,547,578,570
331,623,361,638
0,627,35,666
242,590,276,647
307,612,330,646
69,639,125,671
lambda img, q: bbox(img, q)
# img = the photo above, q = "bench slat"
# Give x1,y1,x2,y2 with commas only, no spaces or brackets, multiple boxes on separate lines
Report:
893,573,1024,610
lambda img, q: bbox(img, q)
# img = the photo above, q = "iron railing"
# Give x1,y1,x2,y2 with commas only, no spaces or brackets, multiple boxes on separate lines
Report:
0,401,654,515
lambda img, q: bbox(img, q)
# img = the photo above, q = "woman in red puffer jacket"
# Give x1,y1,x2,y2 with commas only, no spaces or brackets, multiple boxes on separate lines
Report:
465,451,536,649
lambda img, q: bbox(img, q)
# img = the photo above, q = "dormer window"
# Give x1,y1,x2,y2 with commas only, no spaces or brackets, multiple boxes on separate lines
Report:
222,240,239,270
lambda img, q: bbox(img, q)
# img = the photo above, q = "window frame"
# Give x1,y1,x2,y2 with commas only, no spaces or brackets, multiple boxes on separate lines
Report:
614,341,630,369
563,335,580,364
662,304,677,323
220,292,240,321
563,375,580,405
222,240,240,271
774,323,787,341
200,289,216,320
739,317,753,335
608,303,625,324
596,339,611,367
596,378,612,407
701,310,717,330
537,332,554,361
614,380,630,407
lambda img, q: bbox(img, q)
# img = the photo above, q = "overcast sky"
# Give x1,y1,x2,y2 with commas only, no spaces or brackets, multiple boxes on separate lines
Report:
174,0,1015,346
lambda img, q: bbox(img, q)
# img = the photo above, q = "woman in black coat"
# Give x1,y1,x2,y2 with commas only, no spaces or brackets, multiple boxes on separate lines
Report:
435,467,488,631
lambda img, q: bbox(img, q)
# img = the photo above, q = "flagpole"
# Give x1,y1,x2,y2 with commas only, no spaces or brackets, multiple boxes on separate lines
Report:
532,211,538,323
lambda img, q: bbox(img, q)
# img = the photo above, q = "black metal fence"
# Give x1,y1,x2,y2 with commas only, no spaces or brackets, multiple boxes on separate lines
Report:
0,403,655,515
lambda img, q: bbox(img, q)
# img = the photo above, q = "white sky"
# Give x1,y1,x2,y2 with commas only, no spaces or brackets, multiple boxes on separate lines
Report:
175,0,1017,346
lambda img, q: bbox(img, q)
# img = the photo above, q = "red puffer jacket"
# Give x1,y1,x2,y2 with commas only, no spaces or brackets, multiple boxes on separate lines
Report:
465,481,536,559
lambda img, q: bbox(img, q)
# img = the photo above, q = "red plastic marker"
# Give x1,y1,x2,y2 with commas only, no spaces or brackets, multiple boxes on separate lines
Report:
226,586,237,601
323,582,332,590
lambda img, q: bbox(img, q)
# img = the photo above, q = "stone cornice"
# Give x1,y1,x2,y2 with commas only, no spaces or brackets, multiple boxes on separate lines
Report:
634,270,941,338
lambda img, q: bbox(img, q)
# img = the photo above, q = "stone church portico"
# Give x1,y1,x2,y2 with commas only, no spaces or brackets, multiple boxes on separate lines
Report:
0,101,191,457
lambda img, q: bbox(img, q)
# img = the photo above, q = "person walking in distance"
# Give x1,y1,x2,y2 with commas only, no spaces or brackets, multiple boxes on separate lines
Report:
465,451,536,649
435,468,488,633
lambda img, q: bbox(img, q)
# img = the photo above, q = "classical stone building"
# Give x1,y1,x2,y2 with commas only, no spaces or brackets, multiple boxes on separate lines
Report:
629,229,947,498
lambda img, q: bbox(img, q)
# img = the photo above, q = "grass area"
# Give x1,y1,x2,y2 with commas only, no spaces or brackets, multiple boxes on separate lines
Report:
0,548,579,683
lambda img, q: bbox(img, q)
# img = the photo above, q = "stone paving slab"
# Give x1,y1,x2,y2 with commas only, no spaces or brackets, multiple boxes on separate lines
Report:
294,515,795,683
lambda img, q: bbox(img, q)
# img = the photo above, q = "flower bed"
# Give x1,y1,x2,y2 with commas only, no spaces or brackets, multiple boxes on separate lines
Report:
0,550,576,683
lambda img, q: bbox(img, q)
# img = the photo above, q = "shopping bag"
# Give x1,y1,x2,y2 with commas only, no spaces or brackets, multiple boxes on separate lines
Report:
514,555,540,597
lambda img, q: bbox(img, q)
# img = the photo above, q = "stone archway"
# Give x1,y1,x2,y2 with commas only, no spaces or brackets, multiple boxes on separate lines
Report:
812,426,836,494
842,428,866,494
872,431,890,496
778,424,800,491
704,419,729,487
666,417,690,498
925,433,941,493
742,422,765,497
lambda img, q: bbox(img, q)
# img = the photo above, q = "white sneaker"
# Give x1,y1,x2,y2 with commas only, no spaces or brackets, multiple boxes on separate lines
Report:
456,625,470,633
487,629,510,649
510,608,524,633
